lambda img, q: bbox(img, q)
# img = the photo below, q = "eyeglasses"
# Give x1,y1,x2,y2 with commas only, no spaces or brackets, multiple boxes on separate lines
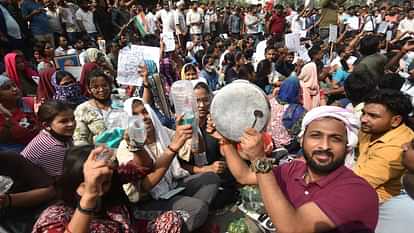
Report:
90,86,110,92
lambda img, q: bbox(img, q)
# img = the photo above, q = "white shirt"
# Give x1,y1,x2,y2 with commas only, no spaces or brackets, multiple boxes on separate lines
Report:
401,80,414,115
398,17,414,39
244,13,259,34
0,5,22,39
59,3,79,33
55,46,77,56
362,15,376,32
174,10,187,34
75,8,96,33
204,10,217,34
156,9,175,34
345,16,360,31
146,12,157,34
186,10,202,34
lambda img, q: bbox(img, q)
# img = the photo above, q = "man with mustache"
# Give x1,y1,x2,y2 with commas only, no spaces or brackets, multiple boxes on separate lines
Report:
354,89,414,203
208,106,379,233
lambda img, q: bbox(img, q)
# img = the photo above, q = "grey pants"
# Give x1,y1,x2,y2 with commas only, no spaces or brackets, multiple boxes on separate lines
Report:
134,172,220,232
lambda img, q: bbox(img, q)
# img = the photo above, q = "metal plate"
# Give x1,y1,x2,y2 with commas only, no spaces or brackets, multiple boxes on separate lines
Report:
210,80,270,142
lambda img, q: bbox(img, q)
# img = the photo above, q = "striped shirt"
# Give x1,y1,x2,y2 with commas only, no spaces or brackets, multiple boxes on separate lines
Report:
21,130,71,177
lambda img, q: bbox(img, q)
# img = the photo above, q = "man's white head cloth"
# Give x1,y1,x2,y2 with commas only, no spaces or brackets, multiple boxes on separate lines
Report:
298,106,360,148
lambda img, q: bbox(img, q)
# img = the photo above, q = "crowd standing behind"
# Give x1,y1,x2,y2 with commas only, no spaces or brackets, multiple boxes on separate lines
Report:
1,0,414,232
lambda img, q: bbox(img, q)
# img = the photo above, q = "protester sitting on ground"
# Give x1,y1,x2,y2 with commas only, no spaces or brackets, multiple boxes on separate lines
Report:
342,71,378,118
36,42,56,72
267,75,306,153
36,67,56,102
73,69,113,145
375,138,414,233
119,97,220,232
0,151,55,233
4,52,39,97
178,81,238,209
354,89,414,203
51,70,87,106
22,101,75,178
298,45,322,110
0,75,39,152
208,105,379,233
353,35,387,81
79,48,114,95
32,145,183,233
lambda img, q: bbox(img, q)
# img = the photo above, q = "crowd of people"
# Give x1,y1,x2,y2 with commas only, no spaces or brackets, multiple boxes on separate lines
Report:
1,0,414,232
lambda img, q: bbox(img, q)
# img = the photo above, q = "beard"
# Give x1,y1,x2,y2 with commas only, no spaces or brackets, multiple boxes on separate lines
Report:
303,149,345,175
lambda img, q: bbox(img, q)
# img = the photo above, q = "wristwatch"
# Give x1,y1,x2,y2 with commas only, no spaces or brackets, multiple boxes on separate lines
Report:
250,158,275,173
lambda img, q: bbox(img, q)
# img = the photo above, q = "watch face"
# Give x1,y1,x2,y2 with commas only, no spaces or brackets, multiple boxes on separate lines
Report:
257,159,271,172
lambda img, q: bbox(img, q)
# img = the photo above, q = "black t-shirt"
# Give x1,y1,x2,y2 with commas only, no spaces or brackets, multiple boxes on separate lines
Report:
0,152,53,194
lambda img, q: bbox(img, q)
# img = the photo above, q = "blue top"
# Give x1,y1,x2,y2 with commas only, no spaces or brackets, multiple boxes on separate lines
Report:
21,0,49,35
332,68,350,86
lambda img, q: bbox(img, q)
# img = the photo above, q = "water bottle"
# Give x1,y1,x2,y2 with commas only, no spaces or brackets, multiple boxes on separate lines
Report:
128,115,147,149
170,80,199,152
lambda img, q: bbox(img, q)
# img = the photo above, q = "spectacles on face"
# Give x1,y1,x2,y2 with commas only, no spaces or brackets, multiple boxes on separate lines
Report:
90,85,110,92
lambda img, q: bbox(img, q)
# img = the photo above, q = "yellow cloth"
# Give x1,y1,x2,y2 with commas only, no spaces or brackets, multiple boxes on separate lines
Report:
354,124,414,203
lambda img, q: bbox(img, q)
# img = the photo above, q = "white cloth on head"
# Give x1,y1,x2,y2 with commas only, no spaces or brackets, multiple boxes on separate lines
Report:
298,106,360,148
122,97,189,200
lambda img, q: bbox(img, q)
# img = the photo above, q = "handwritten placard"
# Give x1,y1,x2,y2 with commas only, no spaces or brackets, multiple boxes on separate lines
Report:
285,32,301,52
328,24,338,42
162,32,176,52
117,45,160,86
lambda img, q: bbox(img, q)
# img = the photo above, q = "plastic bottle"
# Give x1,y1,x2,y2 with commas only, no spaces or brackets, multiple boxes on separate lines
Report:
127,115,147,148
170,80,199,152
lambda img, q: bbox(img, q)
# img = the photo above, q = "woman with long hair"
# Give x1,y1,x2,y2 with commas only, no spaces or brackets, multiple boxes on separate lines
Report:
32,145,183,233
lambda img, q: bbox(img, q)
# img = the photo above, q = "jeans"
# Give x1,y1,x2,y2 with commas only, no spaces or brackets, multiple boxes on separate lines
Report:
134,172,220,232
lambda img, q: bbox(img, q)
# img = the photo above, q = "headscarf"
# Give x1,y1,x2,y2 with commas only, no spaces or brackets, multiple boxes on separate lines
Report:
51,72,87,105
180,63,198,80
79,62,99,96
298,106,360,148
123,97,189,199
278,76,301,104
4,53,38,89
36,68,56,101
84,48,102,63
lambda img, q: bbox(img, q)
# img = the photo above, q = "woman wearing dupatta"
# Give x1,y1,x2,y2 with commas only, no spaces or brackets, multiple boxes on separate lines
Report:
298,46,323,110
267,75,306,153
52,70,87,106
4,52,39,97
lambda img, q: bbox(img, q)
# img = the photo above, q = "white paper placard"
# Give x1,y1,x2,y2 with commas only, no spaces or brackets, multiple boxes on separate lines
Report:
377,22,388,34
285,32,301,52
117,45,160,86
329,24,338,42
162,32,176,52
